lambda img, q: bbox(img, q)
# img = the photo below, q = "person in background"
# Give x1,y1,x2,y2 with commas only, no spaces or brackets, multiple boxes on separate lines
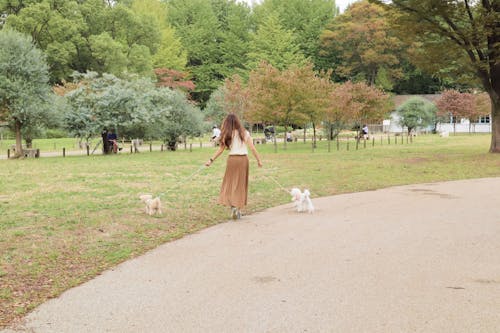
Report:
107,129,118,153
211,125,221,146
362,124,369,140
205,114,263,220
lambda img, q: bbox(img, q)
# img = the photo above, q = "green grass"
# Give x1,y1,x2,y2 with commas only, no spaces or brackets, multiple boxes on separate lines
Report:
0,133,499,327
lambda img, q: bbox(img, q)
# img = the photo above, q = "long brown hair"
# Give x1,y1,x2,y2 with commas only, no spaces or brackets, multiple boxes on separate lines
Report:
220,113,246,149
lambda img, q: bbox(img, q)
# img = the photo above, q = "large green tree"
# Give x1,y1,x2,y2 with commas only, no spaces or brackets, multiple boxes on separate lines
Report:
247,13,307,71
370,0,500,153
0,29,52,157
253,0,338,69
320,1,403,87
166,0,252,105
3,0,162,81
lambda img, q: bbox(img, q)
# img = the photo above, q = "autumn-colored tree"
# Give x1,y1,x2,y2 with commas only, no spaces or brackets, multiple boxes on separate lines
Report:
223,75,250,121
247,62,325,148
332,81,392,137
320,1,403,88
154,68,196,93
324,82,351,140
370,0,500,152
468,93,492,133
293,65,331,146
435,90,475,134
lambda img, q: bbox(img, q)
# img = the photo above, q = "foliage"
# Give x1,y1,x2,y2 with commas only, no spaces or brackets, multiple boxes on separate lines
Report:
370,0,500,152
253,0,337,68
320,1,403,87
0,29,52,156
435,89,475,134
331,81,393,130
203,86,226,127
166,0,252,106
64,72,203,150
3,0,162,82
396,97,437,134
247,13,306,71
154,68,195,93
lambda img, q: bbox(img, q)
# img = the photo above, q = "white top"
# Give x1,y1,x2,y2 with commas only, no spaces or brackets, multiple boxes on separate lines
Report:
229,130,250,155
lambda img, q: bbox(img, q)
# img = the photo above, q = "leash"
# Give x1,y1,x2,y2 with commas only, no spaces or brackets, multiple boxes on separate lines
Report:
261,173,290,195
157,164,207,197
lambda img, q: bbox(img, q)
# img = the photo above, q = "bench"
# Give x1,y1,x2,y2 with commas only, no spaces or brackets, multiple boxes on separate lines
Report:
23,148,39,158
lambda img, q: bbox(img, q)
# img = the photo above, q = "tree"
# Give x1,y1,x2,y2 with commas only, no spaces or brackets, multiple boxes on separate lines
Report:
130,0,187,70
246,13,307,71
154,68,195,93
435,89,475,134
253,0,338,69
247,62,308,138
0,29,52,157
147,88,204,150
320,1,403,87
4,0,162,82
331,81,392,136
166,0,252,106
396,96,437,135
64,72,203,151
370,0,500,152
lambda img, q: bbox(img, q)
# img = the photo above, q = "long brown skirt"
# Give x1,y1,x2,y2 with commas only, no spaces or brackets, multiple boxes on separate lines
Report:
218,155,249,208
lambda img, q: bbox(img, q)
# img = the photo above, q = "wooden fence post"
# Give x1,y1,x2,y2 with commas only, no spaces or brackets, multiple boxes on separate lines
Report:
63,147,66,158
190,143,192,152
86,145,90,156
7,149,10,159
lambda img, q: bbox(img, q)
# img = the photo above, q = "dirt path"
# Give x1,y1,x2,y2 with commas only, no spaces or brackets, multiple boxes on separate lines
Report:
4,178,500,332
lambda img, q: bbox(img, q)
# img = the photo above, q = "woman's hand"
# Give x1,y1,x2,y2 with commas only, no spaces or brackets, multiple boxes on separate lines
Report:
205,159,213,167
257,160,263,168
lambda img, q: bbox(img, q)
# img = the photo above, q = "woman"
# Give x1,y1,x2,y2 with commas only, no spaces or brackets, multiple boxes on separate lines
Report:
205,113,263,219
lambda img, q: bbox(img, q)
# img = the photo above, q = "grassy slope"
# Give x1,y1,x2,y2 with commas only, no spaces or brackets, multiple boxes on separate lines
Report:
1,134,499,327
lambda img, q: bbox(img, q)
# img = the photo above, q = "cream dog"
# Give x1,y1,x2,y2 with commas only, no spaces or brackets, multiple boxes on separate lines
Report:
290,188,314,213
139,194,162,216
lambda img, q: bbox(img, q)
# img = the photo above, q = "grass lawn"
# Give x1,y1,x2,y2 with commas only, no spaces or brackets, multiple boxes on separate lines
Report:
1,133,499,327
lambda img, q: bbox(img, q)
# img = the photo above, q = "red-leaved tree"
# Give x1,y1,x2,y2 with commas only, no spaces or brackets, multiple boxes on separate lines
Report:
435,90,475,134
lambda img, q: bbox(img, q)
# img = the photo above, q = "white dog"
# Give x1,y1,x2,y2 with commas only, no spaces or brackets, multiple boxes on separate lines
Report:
139,194,162,216
290,188,314,213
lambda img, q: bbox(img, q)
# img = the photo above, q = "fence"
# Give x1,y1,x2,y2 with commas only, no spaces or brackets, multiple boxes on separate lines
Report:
1,134,417,160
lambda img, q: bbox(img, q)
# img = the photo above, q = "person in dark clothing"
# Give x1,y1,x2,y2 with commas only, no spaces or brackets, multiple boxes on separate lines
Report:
107,129,118,153
101,128,110,154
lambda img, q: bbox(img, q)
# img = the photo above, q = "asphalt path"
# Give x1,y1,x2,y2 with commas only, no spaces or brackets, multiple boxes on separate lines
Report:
4,178,500,332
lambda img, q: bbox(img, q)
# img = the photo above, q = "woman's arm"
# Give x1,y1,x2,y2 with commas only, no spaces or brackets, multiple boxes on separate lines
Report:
246,134,263,168
205,145,225,167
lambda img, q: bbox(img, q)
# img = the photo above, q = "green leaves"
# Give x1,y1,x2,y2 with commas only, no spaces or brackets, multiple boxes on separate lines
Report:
0,29,52,155
64,72,203,147
396,97,437,133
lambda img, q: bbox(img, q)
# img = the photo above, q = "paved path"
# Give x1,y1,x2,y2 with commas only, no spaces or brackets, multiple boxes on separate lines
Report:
5,178,500,332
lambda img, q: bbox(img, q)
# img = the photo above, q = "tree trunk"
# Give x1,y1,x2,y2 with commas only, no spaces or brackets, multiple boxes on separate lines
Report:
284,125,288,150
312,122,317,148
490,97,500,153
14,119,22,158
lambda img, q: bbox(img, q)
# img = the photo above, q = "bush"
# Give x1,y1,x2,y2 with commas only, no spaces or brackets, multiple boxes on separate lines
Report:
44,128,68,138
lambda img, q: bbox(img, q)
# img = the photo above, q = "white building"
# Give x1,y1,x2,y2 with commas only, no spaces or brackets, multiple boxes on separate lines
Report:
384,94,492,134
